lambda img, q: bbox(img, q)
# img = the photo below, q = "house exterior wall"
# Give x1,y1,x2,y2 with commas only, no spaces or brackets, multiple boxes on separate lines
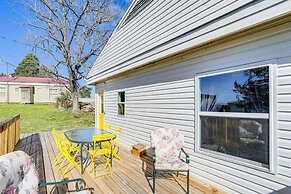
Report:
87,0,291,83
95,23,291,193
0,82,67,103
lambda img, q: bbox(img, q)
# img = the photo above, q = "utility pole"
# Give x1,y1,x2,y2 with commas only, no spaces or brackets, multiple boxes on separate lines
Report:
0,57,10,103
6,62,9,103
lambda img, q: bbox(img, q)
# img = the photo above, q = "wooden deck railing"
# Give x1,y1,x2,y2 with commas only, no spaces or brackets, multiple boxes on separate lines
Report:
0,114,20,155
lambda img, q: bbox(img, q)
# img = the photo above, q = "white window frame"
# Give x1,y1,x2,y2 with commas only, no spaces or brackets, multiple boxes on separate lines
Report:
49,89,58,98
0,87,6,92
0,87,6,96
117,91,125,116
194,61,277,173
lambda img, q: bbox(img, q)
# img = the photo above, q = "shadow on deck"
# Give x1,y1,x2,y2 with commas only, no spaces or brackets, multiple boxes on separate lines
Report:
15,132,224,194
15,133,47,194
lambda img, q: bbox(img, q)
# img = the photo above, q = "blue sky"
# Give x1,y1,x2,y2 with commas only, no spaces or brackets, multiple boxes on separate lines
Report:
0,1,28,75
0,0,131,85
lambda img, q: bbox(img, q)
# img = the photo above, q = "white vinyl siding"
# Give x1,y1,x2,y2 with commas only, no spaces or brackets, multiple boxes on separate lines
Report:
87,0,291,84
95,26,291,193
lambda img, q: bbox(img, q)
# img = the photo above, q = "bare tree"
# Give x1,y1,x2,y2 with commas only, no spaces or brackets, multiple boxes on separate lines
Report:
22,0,121,113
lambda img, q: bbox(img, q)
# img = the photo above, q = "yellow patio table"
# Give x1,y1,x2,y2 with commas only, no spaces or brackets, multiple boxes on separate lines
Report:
64,128,115,174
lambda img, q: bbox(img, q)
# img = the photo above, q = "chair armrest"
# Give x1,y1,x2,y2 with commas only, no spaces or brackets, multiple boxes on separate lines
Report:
39,178,86,192
181,148,190,163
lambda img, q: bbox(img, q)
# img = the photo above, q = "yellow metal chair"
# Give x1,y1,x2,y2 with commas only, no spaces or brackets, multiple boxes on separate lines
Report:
52,128,65,166
102,126,122,160
59,143,81,176
52,129,74,166
112,126,122,160
88,134,114,180
103,123,111,130
52,129,81,176
100,123,111,148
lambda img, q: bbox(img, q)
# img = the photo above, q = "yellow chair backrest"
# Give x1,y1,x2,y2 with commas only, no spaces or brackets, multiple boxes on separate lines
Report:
52,128,70,151
104,124,111,130
114,126,122,133
52,128,62,148
92,134,115,150
114,126,122,146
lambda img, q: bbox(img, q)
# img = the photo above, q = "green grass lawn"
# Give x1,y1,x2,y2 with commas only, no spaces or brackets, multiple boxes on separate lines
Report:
0,103,95,134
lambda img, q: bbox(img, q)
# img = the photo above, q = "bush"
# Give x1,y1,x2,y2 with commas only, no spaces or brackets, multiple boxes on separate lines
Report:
56,92,72,110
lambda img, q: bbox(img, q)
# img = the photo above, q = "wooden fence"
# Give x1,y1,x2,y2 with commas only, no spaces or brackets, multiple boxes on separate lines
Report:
0,114,20,155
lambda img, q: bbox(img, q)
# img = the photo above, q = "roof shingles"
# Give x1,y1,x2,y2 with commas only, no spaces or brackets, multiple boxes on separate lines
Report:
0,76,68,84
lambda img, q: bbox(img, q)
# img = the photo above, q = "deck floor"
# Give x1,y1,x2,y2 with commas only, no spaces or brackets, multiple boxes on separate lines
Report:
15,132,223,194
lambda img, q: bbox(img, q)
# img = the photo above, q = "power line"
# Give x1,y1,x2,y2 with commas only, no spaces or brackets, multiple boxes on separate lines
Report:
0,35,36,49
0,56,17,67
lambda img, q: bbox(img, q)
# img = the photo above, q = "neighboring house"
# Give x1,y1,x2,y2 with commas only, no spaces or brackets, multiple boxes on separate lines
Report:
0,76,68,103
87,1,291,193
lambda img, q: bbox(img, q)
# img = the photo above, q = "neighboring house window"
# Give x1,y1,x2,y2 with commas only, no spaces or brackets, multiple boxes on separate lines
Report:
49,89,58,98
198,65,270,167
0,87,6,96
118,92,125,115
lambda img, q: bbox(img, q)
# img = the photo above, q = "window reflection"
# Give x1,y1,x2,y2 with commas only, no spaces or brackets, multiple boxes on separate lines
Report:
201,116,269,165
200,66,269,113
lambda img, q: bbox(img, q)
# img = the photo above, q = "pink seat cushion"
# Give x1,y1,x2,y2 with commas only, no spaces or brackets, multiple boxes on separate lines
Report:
155,157,190,171
0,151,39,194
151,128,188,171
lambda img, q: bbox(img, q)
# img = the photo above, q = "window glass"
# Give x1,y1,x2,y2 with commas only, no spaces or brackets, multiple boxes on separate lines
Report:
0,87,6,96
49,89,58,98
118,103,125,115
100,94,104,114
118,92,125,115
200,66,269,113
49,89,58,95
118,92,125,102
200,116,269,165
0,87,6,92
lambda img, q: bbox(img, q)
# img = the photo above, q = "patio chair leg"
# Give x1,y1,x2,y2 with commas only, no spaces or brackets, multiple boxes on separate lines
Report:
187,170,189,194
53,153,62,166
58,157,67,171
62,163,71,177
113,152,121,160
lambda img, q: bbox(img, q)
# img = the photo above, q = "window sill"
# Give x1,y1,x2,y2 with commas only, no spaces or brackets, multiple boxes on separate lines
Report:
197,148,275,175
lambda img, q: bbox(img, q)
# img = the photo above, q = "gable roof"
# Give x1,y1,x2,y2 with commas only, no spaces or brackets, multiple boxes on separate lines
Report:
121,0,153,26
87,0,291,84
0,76,68,84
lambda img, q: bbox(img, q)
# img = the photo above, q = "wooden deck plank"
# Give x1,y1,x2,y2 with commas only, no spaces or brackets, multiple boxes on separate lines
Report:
43,132,62,194
15,132,224,194
39,132,56,194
